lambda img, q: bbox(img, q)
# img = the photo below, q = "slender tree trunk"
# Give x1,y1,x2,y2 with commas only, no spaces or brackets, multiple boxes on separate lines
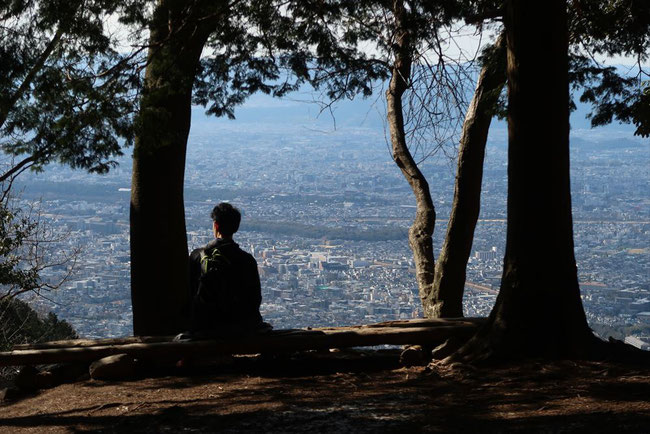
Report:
130,3,211,336
386,0,437,317
451,0,594,361
430,34,507,318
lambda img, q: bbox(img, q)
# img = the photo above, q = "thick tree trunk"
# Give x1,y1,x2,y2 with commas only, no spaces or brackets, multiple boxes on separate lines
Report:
451,0,594,362
430,34,507,318
130,4,211,336
386,0,437,318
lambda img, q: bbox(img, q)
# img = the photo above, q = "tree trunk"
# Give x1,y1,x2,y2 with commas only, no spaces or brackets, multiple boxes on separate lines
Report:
130,4,211,336
451,0,594,362
386,0,437,318
430,34,507,318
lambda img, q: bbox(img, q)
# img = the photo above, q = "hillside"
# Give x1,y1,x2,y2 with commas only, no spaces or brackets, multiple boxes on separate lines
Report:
1,352,649,433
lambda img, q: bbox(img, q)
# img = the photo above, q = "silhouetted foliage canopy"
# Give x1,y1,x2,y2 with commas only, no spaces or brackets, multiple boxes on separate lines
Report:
0,0,140,177
569,0,650,136
0,297,77,352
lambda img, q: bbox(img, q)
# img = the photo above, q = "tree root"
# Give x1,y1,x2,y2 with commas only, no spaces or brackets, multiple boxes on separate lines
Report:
442,329,650,367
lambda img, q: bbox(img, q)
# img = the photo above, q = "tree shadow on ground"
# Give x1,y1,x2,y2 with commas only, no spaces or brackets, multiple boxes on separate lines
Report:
1,357,649,433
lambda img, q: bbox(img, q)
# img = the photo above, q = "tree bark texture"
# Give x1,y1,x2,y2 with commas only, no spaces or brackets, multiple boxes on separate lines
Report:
386,0,437,318
130,2,214,336
430,34,507,318
452,0,594,361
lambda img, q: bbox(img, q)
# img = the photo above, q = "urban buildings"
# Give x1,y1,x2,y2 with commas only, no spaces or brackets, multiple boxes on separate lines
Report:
17,110,649,348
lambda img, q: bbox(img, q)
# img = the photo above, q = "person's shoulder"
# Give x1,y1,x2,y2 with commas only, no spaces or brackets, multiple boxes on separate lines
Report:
233,244,256,265
190,240,215,261
243,250,257,264
189,247,204,262
240,251,258,274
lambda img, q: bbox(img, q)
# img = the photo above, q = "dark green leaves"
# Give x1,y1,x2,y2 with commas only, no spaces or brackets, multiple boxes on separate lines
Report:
569,0,650,137
0,0,141,175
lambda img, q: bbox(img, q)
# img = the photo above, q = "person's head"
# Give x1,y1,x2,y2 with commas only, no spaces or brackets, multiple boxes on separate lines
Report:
210,202,241,239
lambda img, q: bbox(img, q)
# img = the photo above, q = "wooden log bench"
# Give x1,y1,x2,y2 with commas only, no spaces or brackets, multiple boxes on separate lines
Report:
0,317,486,367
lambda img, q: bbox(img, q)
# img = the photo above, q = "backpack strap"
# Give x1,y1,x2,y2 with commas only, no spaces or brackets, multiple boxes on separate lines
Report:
200,247,232,275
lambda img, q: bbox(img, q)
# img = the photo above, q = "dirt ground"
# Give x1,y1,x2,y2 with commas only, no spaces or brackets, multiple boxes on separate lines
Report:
1,351,649,433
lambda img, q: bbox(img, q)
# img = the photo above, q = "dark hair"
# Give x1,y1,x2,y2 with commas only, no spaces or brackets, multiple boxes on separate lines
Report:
210,202,241,237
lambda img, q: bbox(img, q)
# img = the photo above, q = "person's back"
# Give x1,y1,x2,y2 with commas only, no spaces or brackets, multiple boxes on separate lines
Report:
187,203,264,336
189,238,262,331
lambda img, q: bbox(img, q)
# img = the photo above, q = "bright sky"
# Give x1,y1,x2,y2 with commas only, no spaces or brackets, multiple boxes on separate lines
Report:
447,24,648,68
106,14,647,72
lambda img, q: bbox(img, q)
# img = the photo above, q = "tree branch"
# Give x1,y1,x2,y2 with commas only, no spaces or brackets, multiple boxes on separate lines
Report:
464,8,504,25
0,26,66,129
0,154,38,184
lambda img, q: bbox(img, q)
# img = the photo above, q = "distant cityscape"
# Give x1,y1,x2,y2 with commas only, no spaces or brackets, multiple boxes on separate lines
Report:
16,100,649,350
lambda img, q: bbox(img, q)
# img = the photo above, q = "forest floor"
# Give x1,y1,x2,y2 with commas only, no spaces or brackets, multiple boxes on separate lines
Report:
1,350,649,433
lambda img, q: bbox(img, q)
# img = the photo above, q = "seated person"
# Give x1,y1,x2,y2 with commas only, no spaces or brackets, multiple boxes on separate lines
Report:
186,202,267,337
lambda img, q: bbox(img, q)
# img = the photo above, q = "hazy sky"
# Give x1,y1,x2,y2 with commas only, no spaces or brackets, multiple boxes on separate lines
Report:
448,24,648,68
107,13,647,68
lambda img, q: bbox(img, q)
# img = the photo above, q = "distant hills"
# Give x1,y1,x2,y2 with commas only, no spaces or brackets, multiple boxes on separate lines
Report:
191,70,644,150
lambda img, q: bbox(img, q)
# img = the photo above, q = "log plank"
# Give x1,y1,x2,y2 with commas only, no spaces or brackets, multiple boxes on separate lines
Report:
314,317,486,330
12,317,485,351
12,336,175,350
0,321,483,367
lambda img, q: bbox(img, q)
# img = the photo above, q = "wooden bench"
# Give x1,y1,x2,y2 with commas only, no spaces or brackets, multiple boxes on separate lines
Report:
0,317,485,367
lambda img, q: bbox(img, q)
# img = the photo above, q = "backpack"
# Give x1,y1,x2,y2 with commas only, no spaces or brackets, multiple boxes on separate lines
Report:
193,246,238,327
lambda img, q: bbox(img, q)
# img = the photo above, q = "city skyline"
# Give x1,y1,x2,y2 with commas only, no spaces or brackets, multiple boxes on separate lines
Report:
13,94,649,348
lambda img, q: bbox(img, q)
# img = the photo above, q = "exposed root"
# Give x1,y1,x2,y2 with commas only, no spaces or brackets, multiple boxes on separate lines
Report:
443,329,650,367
